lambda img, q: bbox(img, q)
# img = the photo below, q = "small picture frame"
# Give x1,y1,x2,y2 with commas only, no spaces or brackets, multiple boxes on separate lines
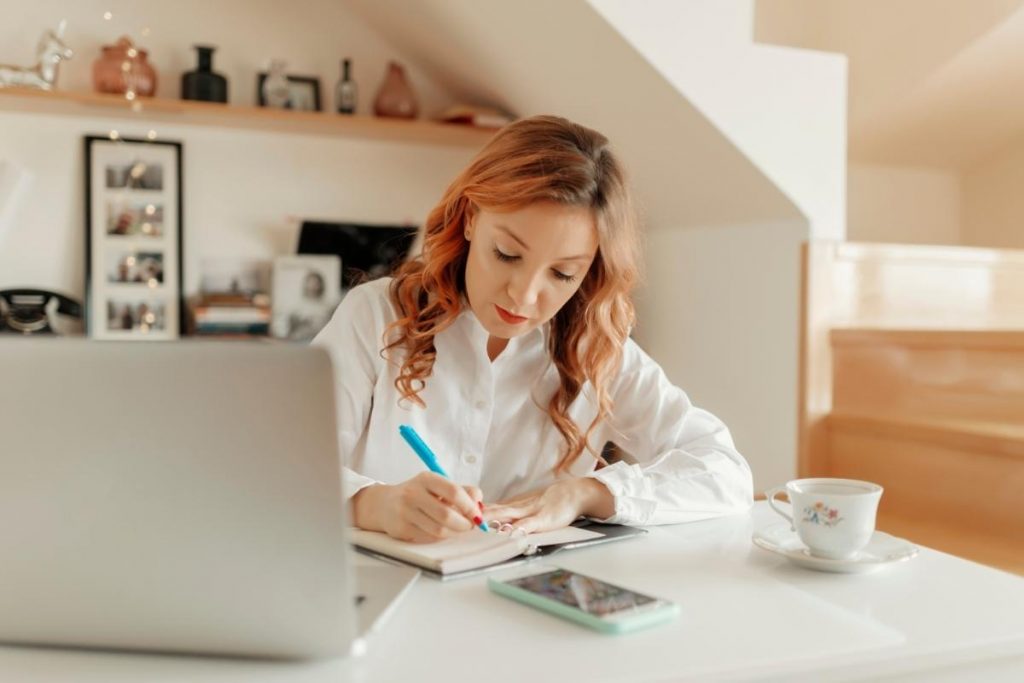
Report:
271,255,341,341
84,135,183,340
256,73,322,111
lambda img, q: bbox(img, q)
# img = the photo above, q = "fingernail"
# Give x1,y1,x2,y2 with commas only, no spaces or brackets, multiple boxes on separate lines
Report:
472,515,483,526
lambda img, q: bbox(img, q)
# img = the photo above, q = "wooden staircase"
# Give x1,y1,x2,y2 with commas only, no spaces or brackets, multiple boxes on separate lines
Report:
800,244,1024,574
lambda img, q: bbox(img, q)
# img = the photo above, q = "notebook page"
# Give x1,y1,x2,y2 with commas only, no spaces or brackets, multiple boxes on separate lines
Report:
410,525,603,560
351,525,605,573
410,531,519,562
351,528,523,572
526,526,603,546
430,526,605,573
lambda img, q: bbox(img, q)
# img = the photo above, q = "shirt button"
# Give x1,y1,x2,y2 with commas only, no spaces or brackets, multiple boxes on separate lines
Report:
462,453,477,465
475,400,487,410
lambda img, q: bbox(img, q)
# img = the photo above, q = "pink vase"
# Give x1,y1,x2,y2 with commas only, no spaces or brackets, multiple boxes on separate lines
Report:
373,61,418,119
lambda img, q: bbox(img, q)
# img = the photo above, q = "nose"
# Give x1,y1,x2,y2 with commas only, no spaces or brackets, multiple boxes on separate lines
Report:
506,269,543,311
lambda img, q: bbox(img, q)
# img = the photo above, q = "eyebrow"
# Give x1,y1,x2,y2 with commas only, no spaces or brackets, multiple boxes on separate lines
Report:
495,224,593,262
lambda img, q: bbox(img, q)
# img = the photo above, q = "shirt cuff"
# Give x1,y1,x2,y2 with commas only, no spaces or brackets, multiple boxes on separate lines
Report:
585,461,657,525
343,469,381,502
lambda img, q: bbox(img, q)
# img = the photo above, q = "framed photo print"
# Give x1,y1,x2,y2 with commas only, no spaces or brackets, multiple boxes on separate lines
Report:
84,135,183,340
271,254,340,341
256,73,322,111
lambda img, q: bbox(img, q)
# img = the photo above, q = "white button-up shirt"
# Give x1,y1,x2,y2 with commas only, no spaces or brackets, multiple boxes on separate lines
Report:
313,277,753,526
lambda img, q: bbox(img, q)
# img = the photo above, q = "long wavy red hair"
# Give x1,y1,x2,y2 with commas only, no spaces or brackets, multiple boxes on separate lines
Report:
384,115,641,472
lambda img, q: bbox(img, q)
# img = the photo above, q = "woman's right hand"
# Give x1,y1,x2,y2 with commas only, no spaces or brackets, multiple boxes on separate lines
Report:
352,472,484,543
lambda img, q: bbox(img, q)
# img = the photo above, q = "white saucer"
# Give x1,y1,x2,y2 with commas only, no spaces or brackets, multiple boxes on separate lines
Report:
753,523,919,574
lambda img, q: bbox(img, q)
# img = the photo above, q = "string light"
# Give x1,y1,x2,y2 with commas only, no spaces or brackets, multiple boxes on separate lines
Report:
98,14,155,143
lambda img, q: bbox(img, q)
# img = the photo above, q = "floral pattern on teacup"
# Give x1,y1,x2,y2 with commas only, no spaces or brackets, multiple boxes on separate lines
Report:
802,501,842,527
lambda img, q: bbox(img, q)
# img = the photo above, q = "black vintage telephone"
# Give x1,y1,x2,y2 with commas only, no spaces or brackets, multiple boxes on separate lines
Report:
0,288,83,335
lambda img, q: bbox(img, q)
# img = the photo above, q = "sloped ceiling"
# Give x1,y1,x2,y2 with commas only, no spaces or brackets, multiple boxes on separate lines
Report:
850,6,1024,167
756,0,1024,167
343,0,803,229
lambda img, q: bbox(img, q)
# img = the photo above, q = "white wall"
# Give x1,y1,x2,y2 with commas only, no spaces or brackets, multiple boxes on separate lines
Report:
963,133,1024,250
584,0,846,485
591,0,848,240
0,112,474,296
634,220,804,492
0,0,475,297
847,163,961,245
343,0,807,230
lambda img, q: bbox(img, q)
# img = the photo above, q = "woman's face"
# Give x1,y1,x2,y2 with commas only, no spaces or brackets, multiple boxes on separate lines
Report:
464,201,598,340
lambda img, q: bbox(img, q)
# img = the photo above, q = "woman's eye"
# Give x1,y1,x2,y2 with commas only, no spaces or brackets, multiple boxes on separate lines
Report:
493,247,518,263
552,270,577,283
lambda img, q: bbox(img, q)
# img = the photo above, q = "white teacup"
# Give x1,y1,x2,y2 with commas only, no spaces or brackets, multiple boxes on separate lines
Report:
765,478,883,560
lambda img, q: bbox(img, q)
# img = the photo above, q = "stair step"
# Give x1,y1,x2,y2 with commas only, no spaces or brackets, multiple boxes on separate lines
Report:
878,514,1024,576
825,413,1024,538
827,413,1024,458
832,328,1024,348
831,328,1024,424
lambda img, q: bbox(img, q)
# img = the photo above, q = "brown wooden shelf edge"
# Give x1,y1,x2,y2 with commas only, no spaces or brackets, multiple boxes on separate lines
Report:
0,87,500,148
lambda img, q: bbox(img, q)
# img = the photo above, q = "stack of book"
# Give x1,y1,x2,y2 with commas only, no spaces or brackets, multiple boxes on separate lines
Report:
438,104,514,129
191,292,271,337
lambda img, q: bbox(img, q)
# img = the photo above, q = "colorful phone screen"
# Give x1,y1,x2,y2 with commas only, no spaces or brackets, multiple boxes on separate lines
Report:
506,569,657,617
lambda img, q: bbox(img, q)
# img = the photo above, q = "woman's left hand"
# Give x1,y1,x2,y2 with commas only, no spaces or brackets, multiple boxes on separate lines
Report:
484,478,615,534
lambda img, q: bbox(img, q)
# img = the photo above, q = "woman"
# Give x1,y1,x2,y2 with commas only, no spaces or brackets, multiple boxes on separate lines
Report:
314,115,752,543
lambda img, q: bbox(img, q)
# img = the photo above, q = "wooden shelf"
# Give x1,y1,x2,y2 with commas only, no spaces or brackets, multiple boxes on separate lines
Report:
0,87,499,148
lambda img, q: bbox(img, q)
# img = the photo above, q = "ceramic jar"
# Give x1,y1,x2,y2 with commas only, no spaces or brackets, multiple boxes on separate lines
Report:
373,61,418,119
93,36,157,97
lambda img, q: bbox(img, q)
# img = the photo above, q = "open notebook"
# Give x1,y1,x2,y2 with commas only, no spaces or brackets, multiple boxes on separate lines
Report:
351,521,646,580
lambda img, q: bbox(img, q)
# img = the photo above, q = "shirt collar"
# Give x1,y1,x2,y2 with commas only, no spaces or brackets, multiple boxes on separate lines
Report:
453,300,547,359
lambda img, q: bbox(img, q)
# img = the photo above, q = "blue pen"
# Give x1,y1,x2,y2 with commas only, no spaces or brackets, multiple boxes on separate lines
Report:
398,424,488,532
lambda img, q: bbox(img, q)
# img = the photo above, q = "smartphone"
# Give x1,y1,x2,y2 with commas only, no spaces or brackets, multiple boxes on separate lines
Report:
487,566,679,635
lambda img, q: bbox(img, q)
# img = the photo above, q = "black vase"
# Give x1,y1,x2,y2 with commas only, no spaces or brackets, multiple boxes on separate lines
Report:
181,45,228,103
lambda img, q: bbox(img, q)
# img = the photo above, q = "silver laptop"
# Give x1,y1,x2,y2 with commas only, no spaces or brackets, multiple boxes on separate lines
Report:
0,338,417,659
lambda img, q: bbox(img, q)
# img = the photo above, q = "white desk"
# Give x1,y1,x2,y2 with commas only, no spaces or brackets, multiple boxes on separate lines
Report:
2,502,1022,682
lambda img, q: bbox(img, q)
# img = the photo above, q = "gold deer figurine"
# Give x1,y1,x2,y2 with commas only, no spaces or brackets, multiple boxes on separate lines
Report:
0,20,73,91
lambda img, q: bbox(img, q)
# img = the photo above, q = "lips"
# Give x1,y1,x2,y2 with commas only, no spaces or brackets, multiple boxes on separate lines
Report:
495,304,527,324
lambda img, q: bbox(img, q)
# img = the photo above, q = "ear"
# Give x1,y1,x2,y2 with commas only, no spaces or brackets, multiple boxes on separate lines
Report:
463,202,479,241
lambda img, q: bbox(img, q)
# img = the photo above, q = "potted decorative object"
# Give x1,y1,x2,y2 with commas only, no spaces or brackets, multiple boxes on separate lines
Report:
0,20,73,91
334,58,357,114
261,59,291,109
181,45,227,103
373,61,418,119
93,36,157,97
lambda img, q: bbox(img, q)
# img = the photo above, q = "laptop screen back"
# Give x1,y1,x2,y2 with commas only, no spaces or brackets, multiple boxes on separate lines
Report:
0,339,354,659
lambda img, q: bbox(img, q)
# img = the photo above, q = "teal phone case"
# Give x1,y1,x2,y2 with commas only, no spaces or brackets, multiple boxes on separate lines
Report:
488,575,679,635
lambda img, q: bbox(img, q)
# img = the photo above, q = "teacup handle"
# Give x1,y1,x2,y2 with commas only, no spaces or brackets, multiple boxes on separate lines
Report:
765,486,794,529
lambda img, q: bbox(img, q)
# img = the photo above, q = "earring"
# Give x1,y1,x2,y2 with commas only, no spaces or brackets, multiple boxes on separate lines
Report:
464,231,471,240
